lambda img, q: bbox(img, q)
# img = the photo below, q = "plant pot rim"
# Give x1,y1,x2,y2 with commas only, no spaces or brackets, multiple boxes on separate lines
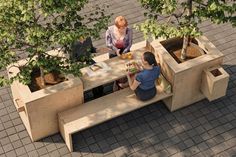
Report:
151,35,224,73
8,58,82,103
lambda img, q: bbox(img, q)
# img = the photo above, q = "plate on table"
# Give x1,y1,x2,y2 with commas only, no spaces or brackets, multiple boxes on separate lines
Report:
126,61,139,74
85,62,111,77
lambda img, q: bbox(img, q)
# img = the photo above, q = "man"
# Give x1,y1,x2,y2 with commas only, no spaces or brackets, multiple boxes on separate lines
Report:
71,37,104,99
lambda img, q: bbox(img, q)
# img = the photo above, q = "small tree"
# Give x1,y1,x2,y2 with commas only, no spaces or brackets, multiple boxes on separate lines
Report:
0,0,111,87
136,0,236,59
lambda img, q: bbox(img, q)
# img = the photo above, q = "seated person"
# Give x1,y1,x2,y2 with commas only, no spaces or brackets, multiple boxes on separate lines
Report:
127,52,160,101
70,36,104,98
105,16,133,58
70,36,96,64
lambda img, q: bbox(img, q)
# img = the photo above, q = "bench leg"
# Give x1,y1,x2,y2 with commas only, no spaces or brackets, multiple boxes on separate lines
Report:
65,132,73,152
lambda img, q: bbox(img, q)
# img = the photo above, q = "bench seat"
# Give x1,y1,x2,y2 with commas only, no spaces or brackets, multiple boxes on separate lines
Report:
58,79,172,152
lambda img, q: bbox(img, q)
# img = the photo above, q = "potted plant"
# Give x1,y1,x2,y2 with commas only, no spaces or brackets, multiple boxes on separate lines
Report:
0,0,111,141
136,0,235,111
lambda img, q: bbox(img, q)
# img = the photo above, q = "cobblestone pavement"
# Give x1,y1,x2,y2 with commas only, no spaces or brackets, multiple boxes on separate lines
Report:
0,0,236,157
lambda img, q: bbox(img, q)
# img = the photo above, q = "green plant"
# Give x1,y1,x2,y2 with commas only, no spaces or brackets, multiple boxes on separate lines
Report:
136,0,236,59
0,0,111,87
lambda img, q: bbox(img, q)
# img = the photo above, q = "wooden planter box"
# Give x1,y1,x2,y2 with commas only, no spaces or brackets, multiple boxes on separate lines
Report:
8,59,84,141
150,36,229,111
201,66,229,101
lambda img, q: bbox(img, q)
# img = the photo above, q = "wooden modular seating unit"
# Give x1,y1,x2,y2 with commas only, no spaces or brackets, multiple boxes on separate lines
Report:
8,52,84,141
58,75,172,152
152,36,229,111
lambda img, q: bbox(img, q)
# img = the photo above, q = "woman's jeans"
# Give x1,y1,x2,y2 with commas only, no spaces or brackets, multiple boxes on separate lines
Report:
135,86,157,101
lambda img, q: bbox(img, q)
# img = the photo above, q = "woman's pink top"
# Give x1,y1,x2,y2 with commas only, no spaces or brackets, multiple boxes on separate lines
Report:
115,40,125,49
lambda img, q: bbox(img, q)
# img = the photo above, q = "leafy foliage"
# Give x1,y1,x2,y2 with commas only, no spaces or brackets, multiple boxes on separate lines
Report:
136,0,236,39
0,0,111,87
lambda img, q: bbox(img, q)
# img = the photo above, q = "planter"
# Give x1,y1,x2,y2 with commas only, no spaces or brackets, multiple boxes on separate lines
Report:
150,36,228,111
8,59,84,141
201,66,229,101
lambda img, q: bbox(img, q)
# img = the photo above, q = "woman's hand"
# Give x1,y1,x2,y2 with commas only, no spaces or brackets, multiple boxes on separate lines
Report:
127,73,140,91
116,49,121,56
135,61,143,71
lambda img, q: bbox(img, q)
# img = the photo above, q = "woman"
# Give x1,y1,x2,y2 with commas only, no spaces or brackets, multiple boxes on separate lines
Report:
106,16,133,58
127,52,160,101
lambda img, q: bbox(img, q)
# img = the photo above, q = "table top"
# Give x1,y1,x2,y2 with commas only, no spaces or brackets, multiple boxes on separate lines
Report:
81,48,146,91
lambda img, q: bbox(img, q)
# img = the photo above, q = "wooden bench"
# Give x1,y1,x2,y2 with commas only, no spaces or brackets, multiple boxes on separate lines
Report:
58,76,172,152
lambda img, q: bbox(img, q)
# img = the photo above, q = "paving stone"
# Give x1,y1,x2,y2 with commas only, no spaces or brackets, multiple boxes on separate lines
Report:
5,150,17,157
21,137,32,145
51,134,63,143
9,112,19,120
45,144,57,153
0,115,10,123
15,147,26,156
12,118,22,126
9,134,19,142
27,150,39,157
24,143,36,153
15,124,25,132
184,139,195,148
2,143,13,153
33,142,44,149
58,146,70,156
176,142,188,151
36,147,48,156
0,154,6,157
0,147,4,155
5,127,16,136
3,121,13,129
12,140,23,149
192,135,204,144
18,131,29,139
0,137,10,145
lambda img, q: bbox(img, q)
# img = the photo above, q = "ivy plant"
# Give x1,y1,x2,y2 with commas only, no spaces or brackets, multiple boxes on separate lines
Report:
136,0,236,59
0,0,111,87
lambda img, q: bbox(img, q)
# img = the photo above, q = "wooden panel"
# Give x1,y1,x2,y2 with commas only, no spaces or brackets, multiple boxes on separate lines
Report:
59,84,172,134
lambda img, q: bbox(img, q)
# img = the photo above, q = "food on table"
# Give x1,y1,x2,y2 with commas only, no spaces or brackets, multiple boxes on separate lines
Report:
126,61,139,74
120,52,133,59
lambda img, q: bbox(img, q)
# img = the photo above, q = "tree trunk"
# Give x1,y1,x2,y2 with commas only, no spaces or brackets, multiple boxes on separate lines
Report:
181,0,192,60
181,36,189,60
40,66,45,87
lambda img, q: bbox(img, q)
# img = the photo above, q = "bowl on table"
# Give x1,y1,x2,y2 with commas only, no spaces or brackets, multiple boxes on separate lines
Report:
120,52,133,60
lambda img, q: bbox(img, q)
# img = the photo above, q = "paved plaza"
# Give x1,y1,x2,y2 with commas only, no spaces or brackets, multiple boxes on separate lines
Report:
0,0,236,156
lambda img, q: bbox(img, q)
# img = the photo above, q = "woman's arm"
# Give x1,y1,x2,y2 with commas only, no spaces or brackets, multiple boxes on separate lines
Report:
123,28,133,53
127,74,140,91
105,28,118,52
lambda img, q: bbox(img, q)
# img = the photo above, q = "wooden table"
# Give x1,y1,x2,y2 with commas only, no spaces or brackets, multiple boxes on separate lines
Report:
80,48,146,92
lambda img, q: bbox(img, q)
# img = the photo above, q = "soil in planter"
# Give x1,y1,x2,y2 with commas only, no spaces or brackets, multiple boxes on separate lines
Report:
28,68,66,92
170,44,203,63
211,69,222,77
161,38,206,64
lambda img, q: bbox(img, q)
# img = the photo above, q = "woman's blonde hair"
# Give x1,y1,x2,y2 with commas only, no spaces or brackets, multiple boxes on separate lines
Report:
115,16,128,28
